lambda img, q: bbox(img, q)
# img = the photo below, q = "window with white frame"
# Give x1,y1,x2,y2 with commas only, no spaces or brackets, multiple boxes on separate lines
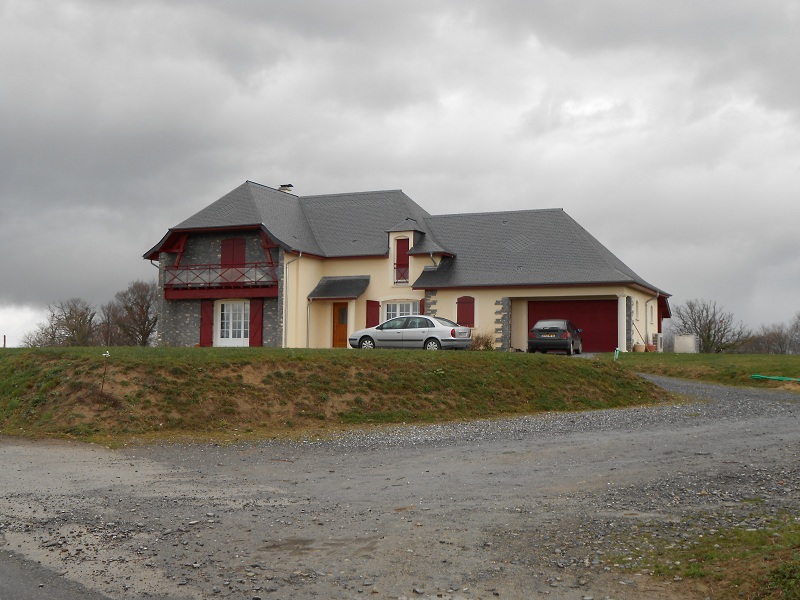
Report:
215,300,250,347
385,301,416,321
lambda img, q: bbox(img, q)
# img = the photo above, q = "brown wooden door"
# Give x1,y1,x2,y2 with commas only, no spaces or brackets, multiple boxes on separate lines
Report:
332,302,348,348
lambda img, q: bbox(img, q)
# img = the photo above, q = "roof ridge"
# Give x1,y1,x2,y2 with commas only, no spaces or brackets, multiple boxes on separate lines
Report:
431,207,564,218
246,179,298,197
290,187,323,255
301,189,404,199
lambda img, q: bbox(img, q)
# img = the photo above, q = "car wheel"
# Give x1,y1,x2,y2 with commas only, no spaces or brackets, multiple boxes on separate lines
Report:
566,343,574,356
359,337,375,350
576,342,583,355
424,338,441,350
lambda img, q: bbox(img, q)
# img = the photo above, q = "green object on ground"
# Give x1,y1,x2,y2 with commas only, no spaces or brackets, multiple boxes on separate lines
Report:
750,374,800,382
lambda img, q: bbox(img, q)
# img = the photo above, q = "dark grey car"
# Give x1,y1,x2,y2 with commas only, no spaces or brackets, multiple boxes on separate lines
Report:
527,319,583,355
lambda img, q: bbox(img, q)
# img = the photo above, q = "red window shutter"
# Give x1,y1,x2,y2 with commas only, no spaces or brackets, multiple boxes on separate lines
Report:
249,299,264,347
366,300,380,328
456,296,475,328
419,298,425,315
199,300,214,346
221,238,246,267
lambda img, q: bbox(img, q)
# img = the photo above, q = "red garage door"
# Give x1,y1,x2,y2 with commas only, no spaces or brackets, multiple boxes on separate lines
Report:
528,300,618,352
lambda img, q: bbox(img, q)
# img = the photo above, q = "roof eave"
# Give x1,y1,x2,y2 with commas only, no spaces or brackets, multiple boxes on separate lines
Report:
413,280,672,293
144,224,306,259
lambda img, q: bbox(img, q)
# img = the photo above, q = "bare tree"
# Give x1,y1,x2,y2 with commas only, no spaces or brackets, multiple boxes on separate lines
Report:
113,280,159,346
55,298,97,346
671,299,750,353
22,298,97,347
789,312,800,354
741,322,793,354
20,316,61,347
97,301,127,347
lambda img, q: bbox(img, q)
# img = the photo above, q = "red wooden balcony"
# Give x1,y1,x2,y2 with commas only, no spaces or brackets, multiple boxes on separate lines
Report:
165,262,278,290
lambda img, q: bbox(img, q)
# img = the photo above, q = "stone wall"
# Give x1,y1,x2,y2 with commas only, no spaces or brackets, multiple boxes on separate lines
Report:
494,297,511,351
155,232,284,347
423,290,438,317
158,298,201,347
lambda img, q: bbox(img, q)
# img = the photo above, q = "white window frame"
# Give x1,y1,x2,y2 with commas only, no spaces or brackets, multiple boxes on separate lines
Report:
215,300,250,347
384,301,416,321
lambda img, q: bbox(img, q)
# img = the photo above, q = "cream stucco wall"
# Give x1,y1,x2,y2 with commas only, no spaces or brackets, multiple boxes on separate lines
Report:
430,285,658,351
282,231,431,348
283,237,662,351
629,288,662,346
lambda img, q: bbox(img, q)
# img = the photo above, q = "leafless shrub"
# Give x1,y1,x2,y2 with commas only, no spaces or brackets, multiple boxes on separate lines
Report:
469,331,496,351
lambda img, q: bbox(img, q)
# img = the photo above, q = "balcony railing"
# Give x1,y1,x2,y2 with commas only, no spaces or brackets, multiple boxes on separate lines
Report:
394,264,409,285
165,262,278,289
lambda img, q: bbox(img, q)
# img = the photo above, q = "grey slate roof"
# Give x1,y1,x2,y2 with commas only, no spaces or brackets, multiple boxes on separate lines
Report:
307,276,370,300
153,182,442,258
412,209,667,293
173,181,323,255
146,181,667,295
299,190,435,257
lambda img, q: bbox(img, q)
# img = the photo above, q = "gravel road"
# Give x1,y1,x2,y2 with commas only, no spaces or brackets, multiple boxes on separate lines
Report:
1,375,799,600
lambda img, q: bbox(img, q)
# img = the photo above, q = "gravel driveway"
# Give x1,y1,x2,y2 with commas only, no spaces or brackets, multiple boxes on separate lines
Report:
1,375,798,600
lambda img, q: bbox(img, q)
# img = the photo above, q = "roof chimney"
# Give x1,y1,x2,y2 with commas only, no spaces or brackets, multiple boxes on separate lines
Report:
278,183,294,193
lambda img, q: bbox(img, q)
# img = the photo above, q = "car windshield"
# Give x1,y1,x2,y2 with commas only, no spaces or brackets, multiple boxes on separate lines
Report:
533,320,567,329
432,317,459,327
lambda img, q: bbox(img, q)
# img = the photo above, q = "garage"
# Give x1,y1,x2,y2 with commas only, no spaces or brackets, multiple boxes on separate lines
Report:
528,299,618,353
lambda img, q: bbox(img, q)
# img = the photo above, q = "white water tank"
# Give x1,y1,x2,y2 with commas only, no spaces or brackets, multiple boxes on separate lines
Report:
674,334,699,353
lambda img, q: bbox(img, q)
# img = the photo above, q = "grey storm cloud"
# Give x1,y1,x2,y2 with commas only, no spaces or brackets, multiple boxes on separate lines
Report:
1,0,799,345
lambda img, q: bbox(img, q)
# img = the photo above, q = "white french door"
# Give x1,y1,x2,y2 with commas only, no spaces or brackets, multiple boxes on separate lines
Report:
215,300,250,347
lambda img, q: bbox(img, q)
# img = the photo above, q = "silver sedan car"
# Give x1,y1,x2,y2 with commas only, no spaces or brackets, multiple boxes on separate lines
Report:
349,315,472,350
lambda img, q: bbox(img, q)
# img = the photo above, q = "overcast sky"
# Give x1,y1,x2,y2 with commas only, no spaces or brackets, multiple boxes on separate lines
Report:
2,1,799,347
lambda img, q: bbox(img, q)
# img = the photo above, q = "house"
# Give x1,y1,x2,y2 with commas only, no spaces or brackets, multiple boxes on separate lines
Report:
144,180,670,351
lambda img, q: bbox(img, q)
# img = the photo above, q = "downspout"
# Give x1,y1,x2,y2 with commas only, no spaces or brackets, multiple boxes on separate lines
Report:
306,301,311,349
429,252,438,267
283,251,302,348
645,292,660,345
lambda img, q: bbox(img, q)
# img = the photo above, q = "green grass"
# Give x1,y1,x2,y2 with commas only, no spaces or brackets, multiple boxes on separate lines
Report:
623,515,800,599
0,347,671,441
597,352,800,388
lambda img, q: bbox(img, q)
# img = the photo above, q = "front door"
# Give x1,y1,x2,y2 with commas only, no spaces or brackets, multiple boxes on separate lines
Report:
332,302,348,348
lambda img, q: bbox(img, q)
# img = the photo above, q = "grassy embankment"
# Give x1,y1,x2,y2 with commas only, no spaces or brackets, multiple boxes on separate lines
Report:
0,346,668,443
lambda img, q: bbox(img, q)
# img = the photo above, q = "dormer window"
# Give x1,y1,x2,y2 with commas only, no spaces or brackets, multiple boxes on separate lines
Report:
394,238,410,285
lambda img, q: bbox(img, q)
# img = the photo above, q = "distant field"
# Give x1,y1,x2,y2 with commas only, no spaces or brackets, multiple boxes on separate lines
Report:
600,352,800,389
1,347,672,443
